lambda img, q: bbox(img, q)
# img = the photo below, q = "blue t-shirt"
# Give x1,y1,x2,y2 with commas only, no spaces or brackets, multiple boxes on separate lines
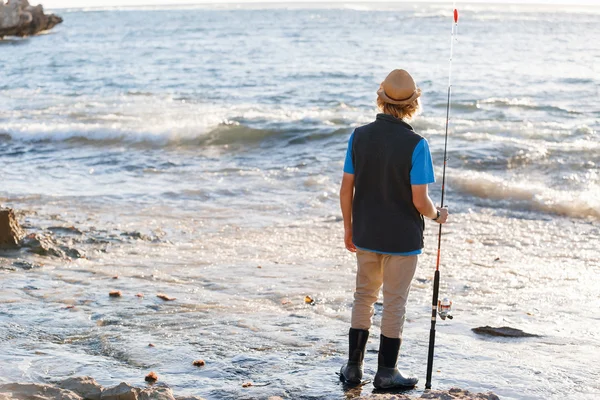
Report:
343,131,436,256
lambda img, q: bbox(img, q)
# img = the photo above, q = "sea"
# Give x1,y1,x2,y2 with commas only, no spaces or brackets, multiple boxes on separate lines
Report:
0,2,599,399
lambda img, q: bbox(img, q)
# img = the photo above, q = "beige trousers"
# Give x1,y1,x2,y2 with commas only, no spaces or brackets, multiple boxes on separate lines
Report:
351,249,418,339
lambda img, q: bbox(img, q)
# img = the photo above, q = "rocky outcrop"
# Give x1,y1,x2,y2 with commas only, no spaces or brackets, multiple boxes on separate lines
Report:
0,379,205,400
0,0,62,39
0,383,82,400
0,207,86,259
0,208,24,249
58,377,102,400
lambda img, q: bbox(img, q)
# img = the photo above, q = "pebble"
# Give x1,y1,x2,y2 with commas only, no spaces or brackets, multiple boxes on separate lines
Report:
157,293,176,301
144,372,158,383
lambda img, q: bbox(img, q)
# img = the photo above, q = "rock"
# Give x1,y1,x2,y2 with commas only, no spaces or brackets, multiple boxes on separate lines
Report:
138,386,175,400
0,208,24,249
144,372,158,383
192,360,205,367
357,394,411,400
175,397,206,400
58,377,103,400
0,383,82,400
12,260,41,269
121,231,152,241
48,226,83,235
421,388,500,399
357,388,500,399
21,233,66,257
156,293,176,301
109,291,122,298
0,0,62,39
101,383,139,400
63,246,86,259
472,326,540,338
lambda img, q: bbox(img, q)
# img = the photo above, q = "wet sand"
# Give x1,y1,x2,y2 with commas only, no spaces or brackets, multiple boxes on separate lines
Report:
0,198,598,399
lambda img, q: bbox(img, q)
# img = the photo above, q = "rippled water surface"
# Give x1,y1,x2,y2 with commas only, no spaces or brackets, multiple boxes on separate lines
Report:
0,3,599,399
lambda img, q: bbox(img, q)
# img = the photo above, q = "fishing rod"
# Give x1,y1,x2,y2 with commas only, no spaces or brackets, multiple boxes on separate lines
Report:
425,4,459,391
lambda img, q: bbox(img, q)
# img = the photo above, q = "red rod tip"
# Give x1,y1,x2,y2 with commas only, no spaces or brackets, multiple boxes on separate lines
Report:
454,9,459,23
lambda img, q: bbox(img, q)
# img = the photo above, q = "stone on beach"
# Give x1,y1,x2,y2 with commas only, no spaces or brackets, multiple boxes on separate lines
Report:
21,233,66,257
109,290,122,297
357,387,500,399
157,293,176,301
0,383,82,400
100,382,138,400
174,397,205,400
58,377,102,400
144,372,158,383
0,208,24,249
0,208,85,258
138,386,175,400
192,359,205,367
420,388,500,399
0,0,62,38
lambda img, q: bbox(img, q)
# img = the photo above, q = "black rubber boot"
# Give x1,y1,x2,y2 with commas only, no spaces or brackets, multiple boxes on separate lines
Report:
373,334,418,389
339,328,369,384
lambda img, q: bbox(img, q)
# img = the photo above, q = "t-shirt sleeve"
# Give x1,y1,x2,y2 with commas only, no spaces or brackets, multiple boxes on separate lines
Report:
343,132,355,174
410,138,436,185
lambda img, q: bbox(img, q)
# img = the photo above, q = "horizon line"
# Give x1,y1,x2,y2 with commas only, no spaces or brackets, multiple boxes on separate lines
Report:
44,1,600,10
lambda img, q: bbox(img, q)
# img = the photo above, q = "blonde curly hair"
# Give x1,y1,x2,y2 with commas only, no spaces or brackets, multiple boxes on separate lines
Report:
377,92,421,121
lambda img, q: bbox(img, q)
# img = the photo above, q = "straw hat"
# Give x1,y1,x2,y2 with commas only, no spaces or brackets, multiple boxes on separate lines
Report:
377,69,421,105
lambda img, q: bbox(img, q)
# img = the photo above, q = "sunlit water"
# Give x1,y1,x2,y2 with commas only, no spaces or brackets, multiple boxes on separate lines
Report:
0,3,599,399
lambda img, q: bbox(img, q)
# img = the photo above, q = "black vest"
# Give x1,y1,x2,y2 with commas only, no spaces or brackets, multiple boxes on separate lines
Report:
352,113,425,253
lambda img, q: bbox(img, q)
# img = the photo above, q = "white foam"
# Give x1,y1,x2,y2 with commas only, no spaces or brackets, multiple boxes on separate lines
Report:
448,169,600,220
0,91,369,145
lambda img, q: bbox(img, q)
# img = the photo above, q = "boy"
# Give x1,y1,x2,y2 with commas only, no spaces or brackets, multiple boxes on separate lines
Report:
339,69,449,389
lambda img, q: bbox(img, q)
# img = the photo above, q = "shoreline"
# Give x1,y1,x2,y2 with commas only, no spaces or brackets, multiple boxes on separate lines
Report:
0,377,500,400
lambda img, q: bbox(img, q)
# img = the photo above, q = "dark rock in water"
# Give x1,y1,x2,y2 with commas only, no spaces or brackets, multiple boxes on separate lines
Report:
21,233,66,258
358,387,500,399
18,231,84,259
62,246,86,259
12,260,42,270
0,0,62,39
421,388,500,399
472,326,540,338
48,226,83,235
357,387,500,399
0,208,25,249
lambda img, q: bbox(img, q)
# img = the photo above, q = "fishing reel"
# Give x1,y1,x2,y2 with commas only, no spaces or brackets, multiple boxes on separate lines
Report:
437,297,453,320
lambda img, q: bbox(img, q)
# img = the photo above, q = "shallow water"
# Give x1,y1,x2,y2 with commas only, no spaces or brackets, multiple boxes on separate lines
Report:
1,2,599,399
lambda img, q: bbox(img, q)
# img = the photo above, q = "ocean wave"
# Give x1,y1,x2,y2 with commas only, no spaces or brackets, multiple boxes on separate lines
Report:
448,169,600,220
478,98,582,115
0,122,294,148
0,91,370,147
